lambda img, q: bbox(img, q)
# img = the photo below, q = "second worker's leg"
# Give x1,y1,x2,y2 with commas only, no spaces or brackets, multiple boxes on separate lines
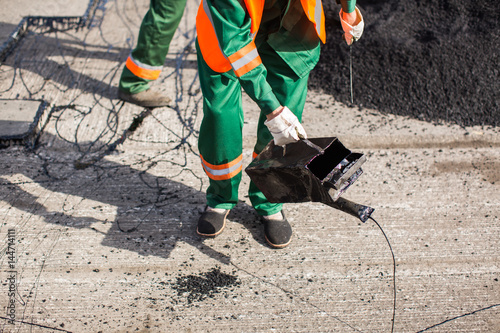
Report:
119,0,187,107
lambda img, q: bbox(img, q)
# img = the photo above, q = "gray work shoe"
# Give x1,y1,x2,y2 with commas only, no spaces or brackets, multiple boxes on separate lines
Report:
261,211,292,249
197,207,229,237
118,88,171,108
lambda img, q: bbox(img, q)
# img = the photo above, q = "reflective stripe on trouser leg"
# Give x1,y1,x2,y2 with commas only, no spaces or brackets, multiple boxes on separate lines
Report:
249,40,311,216
197,41,244,211
119,0,187,94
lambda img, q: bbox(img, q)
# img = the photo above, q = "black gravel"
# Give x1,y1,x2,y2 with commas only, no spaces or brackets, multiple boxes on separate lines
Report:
172,267,241,304
310,0,499,127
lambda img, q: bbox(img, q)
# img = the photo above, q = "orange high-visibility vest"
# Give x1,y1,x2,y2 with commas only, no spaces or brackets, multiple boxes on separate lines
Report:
196,0,326,75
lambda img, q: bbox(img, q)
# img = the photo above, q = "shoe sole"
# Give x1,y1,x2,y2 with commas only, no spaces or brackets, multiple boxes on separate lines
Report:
119,98,171,108
118,91,171,108
196,210,229,238
265,234,292,249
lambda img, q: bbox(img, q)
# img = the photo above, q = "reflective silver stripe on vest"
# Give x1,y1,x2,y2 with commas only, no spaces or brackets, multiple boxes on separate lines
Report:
314,0,323,37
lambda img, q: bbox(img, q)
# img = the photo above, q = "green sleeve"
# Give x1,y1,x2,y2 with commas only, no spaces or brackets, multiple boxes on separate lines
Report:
205,0,281,114
337,0,356,13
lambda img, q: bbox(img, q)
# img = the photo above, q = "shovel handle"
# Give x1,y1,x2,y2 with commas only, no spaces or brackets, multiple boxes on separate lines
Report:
325,197,374,223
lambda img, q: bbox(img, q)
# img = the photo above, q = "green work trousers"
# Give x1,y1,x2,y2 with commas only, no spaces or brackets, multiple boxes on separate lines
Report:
196,39,316,216
119,0,187,94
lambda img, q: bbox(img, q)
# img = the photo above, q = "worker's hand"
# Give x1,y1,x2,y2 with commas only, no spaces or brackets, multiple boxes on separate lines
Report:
339,7,364,45
264,106,307,146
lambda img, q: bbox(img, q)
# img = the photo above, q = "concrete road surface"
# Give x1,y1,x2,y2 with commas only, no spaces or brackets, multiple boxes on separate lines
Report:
0,0,498,332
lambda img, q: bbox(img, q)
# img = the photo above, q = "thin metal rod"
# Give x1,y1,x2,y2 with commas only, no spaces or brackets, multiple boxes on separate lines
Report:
349,46,354,104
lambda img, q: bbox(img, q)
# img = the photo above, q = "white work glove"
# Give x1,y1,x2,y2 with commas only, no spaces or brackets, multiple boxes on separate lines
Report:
264,106,307,146
339,6,364,45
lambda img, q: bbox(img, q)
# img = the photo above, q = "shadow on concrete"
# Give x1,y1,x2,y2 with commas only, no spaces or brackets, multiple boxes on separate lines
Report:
1,32,127,99
1,30,197,100
1,132,270,265
0,22,17,44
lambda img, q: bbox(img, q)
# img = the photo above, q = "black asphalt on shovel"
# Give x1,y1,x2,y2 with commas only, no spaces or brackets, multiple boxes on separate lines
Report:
245,137,374,222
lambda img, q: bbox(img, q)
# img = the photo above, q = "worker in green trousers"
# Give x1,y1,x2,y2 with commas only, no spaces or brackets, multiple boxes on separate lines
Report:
118,0,187,107
195,0,364,248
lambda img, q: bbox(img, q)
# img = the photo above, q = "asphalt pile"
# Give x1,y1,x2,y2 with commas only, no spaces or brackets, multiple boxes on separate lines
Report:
311,0,499,127
172,267,241,304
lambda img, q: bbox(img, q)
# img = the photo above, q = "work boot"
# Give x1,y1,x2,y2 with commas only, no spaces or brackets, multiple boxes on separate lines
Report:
197,207,229,237
261,211,292,249
118,88,171,108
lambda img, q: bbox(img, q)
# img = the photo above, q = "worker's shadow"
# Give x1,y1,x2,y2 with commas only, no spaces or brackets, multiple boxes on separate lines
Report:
1,24,198,100
1,132,267,265
1,30,124,99
1,29,192,100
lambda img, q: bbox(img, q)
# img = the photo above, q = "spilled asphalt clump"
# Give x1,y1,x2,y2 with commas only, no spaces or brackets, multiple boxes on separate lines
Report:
172,267,241,304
